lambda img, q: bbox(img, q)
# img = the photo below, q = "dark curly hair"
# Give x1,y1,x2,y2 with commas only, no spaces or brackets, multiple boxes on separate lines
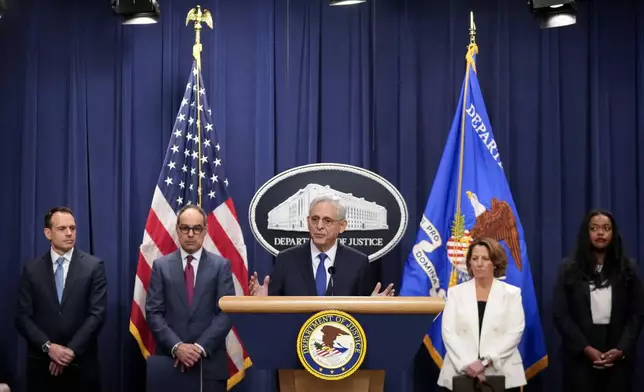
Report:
572,209,630,289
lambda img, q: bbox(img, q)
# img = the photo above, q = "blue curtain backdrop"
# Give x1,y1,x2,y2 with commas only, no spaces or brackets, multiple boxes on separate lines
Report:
1,0,644,391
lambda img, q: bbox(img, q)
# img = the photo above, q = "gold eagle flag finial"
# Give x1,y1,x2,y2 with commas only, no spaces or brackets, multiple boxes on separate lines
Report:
186,5,213,69
186,5,214,30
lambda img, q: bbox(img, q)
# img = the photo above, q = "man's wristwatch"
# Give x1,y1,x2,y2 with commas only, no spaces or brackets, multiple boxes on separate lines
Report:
42,341,51,353
171,342,182,357
480,356,491,367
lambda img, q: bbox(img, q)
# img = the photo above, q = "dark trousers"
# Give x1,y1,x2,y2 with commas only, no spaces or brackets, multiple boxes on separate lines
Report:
203,379,227,392
26,358,100,392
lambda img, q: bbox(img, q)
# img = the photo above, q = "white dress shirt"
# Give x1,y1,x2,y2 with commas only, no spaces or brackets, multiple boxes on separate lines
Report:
51,247,74,287
590,264,612,325
180,247,203,285
310,240,337,287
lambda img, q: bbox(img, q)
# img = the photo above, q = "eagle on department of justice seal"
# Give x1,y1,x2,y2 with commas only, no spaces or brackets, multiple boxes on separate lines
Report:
297,310,367,381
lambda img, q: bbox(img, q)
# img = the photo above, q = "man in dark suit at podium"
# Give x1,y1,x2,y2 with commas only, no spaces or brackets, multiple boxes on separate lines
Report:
15,206,108,392
249,194,394,297
145,205,234,392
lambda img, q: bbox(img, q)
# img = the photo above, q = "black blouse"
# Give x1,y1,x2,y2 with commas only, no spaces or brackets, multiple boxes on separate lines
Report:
477,300,487,337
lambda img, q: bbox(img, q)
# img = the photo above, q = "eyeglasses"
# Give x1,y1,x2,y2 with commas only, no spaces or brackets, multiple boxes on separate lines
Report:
178,225,205,234
308,216,344,227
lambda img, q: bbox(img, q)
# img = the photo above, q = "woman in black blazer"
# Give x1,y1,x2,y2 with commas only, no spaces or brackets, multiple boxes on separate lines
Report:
553,209,644,391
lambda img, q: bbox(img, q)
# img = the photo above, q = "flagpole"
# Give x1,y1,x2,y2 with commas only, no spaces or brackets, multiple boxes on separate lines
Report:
186,5,214,207
452,17,530,389
456,11,476,212
449,11,478,288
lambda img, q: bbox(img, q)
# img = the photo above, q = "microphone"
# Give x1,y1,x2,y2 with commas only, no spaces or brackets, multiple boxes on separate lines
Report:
327,266,336,296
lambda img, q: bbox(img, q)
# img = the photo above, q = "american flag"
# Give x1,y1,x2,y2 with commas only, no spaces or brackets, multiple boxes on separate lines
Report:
129,60,251,390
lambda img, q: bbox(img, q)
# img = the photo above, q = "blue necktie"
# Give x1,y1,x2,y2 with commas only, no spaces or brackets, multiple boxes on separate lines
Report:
54,257,65,302
315,253,328,296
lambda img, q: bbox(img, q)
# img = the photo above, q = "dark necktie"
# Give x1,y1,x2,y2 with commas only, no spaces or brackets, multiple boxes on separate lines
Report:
185,255,195,305
315,253,328,296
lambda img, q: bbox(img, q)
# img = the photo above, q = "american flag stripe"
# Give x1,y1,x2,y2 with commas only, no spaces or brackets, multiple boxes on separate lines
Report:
130,302,153,354
146,208,178,254
207,214,248,282
216,200,249,266
315,348,340,357
134,254,152,290
129,60,251,390
225,330,246,368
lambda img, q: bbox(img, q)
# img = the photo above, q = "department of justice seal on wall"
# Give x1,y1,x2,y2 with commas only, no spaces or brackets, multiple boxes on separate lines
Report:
249,163,408,262
297,310,367,380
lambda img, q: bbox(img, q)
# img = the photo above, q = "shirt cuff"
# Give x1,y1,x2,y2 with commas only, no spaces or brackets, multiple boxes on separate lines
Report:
194,343,207,357
171,342,182,357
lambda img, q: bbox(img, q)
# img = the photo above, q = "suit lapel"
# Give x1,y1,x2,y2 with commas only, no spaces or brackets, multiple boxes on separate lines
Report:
60,250,81,308
580,280,591,315
170,252,190,309
298,243,317,296
190,252,212,314
463,279,480,349
40,253,59,306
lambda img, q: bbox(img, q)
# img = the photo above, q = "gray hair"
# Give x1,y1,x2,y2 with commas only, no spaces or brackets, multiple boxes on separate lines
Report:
309,194,346,220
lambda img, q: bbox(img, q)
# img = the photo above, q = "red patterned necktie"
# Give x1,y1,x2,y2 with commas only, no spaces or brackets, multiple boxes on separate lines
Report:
185,255,195,305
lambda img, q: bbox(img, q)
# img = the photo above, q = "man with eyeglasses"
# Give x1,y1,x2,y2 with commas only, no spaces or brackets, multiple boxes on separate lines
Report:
249,194,394,297
145,204,234,392
15,206,107,392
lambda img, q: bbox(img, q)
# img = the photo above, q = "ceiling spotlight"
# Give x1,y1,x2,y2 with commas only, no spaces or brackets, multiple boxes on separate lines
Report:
112,0,160,25
330,0,367,5
528,0,577,29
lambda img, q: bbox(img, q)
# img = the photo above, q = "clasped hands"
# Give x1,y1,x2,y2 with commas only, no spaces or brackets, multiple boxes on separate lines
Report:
173,343,205,372
48,343,75,376
249,272,395,297
464,359,490,383
584,346,623,369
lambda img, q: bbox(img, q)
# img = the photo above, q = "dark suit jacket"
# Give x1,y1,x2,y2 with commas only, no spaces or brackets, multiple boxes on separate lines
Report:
553,257,644,358
145,249,234,381
15,249,108,369
268,241,371,296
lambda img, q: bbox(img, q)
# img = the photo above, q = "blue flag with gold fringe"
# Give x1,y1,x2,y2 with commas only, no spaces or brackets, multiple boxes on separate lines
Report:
399,43,548,379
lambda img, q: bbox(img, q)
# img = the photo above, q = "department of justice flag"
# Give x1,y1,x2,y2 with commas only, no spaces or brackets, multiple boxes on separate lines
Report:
399,44,548,379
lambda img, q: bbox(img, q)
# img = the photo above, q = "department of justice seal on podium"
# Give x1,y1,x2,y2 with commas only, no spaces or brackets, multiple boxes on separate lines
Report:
297,310,367,380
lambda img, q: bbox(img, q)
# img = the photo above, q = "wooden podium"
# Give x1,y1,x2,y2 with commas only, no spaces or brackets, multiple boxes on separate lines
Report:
219,296,444,392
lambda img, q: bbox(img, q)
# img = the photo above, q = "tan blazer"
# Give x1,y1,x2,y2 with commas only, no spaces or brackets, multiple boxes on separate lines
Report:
437,278,527,390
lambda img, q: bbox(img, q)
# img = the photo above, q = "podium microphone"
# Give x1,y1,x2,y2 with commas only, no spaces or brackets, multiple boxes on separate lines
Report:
327,266,336,296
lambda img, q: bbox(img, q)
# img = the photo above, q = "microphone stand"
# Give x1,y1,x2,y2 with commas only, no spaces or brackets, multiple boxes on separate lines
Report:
327,266,336,296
